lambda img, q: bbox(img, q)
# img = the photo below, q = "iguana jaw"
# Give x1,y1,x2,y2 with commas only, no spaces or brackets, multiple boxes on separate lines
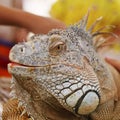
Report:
8,61,101,117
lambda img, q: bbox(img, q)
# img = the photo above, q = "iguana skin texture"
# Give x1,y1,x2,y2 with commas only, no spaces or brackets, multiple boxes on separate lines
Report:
6,14,120,120
2,99,31,120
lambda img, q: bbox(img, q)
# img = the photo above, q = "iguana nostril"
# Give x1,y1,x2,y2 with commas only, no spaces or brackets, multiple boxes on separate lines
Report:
20,47,23,52
75,91,100,115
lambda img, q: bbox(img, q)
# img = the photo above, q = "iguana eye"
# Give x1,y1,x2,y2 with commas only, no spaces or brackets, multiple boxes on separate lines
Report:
49,40,66,56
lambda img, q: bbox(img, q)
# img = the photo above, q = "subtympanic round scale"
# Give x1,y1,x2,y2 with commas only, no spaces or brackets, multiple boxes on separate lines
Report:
77,91,99,115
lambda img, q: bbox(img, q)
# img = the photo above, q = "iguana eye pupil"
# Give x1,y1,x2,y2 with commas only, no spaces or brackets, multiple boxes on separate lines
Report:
56,44,64,51
57,45,60,50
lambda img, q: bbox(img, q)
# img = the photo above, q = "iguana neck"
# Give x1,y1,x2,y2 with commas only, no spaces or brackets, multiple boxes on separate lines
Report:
108,64,120,100
38,101,83,120
92,57,117,104
83,42,117,104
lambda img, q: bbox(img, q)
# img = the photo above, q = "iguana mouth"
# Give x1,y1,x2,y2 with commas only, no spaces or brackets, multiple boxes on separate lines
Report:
8,62,25,67
8,61,82,69
8,62,51,68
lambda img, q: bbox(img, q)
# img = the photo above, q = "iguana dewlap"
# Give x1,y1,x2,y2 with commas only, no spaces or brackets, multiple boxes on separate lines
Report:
4,14,120,120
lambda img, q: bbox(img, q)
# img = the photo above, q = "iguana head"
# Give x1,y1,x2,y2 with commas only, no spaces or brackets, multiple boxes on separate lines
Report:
8,14,116,119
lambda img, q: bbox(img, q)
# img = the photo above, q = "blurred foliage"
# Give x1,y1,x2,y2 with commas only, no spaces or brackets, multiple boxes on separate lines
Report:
50,0,120,30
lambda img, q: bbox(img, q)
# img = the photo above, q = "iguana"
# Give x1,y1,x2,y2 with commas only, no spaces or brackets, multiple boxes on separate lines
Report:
3,13,120,120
